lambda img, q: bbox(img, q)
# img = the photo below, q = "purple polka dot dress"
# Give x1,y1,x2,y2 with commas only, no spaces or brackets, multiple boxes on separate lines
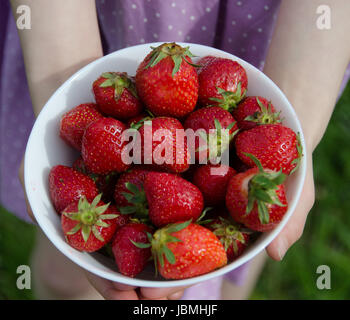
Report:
1,0,349,299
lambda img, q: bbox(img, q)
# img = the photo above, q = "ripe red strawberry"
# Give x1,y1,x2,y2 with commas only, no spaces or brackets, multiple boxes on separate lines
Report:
206,216,250,261
135,42,199,118
112,222,153,277
139,117,191,173
49,165,98,214
192,164,236,206
72,157,118,203
225,154,288,232
197,57,248,110
81,117,130,174
113,168,150,211
197,55,217,71
59,103,103,151
143,172,204,227
92,72,143,120
61,194,127,252
72,157,87,173
183,106,238,162
140,220,227,279
233,96,281,130
235,124,302,175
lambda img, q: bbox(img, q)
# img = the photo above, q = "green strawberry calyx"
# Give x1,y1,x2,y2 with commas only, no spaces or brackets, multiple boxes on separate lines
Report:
243,153,287,225
118,182,149,221
129,111,155,130
196,207,214,225
197,119,239,161
63,194,118,243
209,83,247,111
99,72,138,101
132,219,192,275
210,217,248,255
244,97,282,125
145,42,199,77
290,132,303,175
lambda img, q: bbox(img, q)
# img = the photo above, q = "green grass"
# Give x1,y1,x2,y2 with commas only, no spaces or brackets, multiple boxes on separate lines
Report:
0,207,36,299
0,81,349,300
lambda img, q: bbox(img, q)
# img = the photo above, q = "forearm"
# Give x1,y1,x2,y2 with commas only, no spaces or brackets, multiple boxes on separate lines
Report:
10,0,103,117
264,0,350,153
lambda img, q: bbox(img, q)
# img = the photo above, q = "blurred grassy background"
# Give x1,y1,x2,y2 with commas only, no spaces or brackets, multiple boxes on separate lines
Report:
0,81,349,300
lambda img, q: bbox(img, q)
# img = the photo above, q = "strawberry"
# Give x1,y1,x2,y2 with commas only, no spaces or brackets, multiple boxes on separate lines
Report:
59,103,103,151
206,216,250,261
72,157,87,173
61,194,127,252
81,117,130,174
92,72,143,120
113,168,150,212
197,56,247,110
135,42,199,118
72,157,118,203
122,172,203,227
183,106,238,162
225,153,288,232
112,222,153,277
233,96,281,130
235,124,303,175
192,164,236,206
139,117,191,173
49,165,98,214
144,172,204,227
137,220,227,279
197,55,217,71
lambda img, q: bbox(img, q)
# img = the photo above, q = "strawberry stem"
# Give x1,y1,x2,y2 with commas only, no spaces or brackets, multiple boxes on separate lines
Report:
144,43,198,78
290,132,303,175
134,219,192,275
244,97,282,125
209,83,246,111
99,72,138,100
198,119,238,161
119,182,149,220
63,194,118,243
243,153,286,224
210,217,247,254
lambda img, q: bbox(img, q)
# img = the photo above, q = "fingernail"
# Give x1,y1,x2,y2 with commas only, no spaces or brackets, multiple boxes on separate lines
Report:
277,237,288,260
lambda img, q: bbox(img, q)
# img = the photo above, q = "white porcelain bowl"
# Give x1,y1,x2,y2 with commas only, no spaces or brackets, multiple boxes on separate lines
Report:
24,42,307,288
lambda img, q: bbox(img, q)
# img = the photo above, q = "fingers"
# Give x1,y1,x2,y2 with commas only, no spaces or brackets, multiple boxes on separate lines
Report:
85,271,139,300
111,282,138,291
266,160,315,260
85,271,186,300
140,286,188,300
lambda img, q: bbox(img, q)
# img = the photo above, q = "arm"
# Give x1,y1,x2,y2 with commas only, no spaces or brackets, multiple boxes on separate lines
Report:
13,0,186,300
10,0,103,116
263,0,350,260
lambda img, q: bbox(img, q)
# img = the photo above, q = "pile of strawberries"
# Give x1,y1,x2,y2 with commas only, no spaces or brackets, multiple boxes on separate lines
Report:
48,43,302,280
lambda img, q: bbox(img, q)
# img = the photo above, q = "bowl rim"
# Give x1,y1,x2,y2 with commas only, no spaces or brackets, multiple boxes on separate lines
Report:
24,42,307,288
